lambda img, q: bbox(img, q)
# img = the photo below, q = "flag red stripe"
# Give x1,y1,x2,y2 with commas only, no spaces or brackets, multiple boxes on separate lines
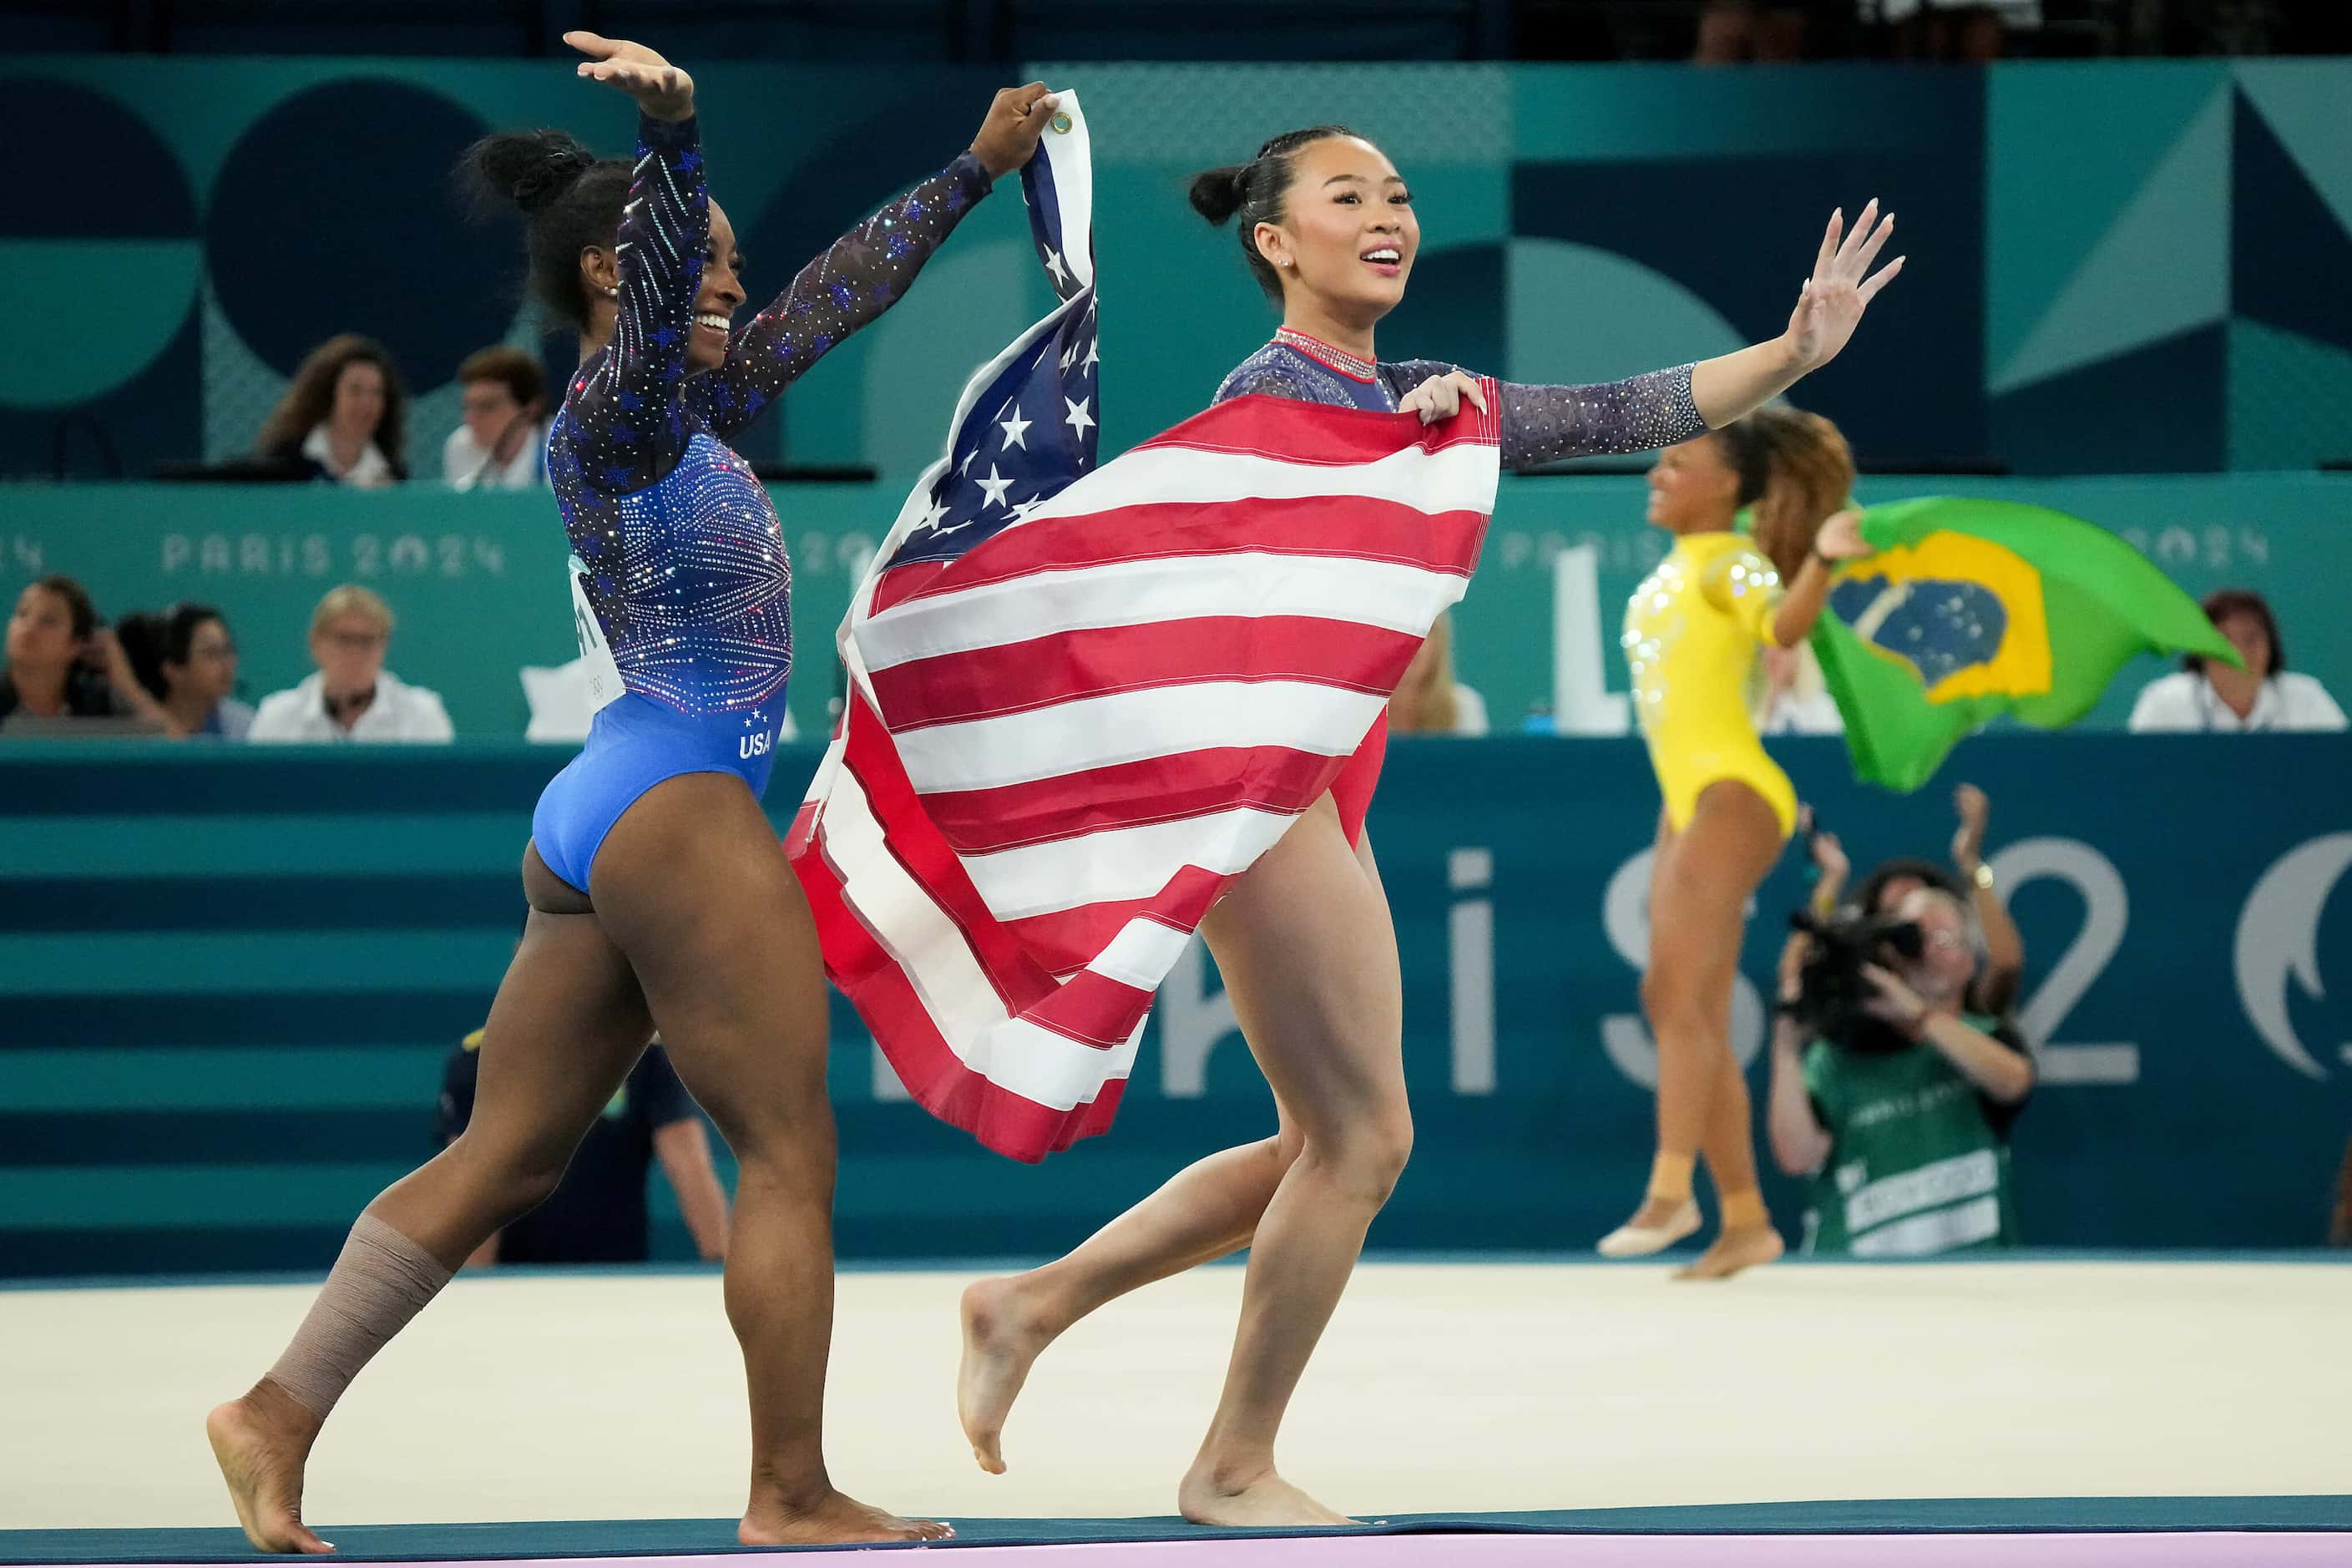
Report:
999,863,1230,979
833,691,1056,1018
1132,385,1500,466
870,615,1421,731
923,741,1346,856
867,497,1486,616
1022,966,1160,1050
792,825,1125,1163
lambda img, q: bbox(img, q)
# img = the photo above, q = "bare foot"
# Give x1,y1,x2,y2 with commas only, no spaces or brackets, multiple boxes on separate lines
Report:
739,1490,953,1545
958,1275,1054,1474
1179,1461,1354,1528
1672,1222,1785,1281
1596,1196,1701,1257
206,1384,332,1555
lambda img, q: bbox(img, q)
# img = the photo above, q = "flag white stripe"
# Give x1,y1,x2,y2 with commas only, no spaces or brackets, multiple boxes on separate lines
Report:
1089,916,1198,992
823,765,1005,1044
862,552,1469,671
895,679,1388,795
957,805,1298,921
822,766,1131,1110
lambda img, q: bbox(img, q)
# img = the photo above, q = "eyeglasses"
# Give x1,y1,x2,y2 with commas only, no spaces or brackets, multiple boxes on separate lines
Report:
321,629,388,651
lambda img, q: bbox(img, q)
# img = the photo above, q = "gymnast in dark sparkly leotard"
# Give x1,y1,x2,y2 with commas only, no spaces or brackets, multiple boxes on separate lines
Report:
204,33,1062,1554
953,126,1900,1526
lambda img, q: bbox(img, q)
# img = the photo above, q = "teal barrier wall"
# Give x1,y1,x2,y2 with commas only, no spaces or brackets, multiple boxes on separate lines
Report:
5,736,2347,1275
3,473,2344,739
10,58,2351,478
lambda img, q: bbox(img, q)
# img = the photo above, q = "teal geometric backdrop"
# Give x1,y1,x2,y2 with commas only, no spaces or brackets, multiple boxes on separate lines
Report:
1989,61,2352,474
6,59,2349,478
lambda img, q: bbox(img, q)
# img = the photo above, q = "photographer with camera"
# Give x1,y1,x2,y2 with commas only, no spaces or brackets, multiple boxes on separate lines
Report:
1796,786,2026,1016
1767,878,2035,1256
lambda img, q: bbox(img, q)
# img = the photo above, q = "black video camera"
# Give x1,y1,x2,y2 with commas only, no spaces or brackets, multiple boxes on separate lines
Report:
1786,907,1925,1050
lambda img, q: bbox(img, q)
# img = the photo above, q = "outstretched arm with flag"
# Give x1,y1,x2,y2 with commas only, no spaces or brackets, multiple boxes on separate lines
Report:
784,94,1502,1161
1810,496,2240,792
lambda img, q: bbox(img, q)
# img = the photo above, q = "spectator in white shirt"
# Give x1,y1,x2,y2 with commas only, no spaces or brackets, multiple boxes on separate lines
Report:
2128,588,2347,735
255,336,408,488
443,346,550,492
250,584,453,743
1388,611,1490,737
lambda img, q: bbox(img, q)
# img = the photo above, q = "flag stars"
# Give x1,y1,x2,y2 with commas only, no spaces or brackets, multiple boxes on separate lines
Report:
976,463,1014,508
1044,247,1069,288
998,404,1032,451
1064,395,1095,436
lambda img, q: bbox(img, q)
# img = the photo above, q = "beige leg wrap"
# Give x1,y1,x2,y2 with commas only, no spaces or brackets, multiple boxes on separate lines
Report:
265,1213,453,1419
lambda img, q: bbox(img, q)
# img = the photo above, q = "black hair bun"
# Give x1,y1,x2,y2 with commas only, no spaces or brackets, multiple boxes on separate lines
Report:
1187,164,1249,225
463,129,597,216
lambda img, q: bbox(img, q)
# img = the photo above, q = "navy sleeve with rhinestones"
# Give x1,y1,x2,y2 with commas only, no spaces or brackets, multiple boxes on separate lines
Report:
559,112,710,496
689,153,994,442
1383,358,1707,470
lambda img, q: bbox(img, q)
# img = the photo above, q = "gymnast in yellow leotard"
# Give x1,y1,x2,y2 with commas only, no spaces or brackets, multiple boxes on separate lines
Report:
1599,404,1877,1278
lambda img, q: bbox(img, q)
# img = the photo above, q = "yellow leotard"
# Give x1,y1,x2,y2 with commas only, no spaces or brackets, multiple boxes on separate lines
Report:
1621,530,1798,838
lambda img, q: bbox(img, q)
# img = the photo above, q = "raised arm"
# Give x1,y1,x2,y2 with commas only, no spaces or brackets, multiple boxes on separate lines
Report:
1688,200,1904,427
692,83,1060,441
690,156,992,440
563,33,707,490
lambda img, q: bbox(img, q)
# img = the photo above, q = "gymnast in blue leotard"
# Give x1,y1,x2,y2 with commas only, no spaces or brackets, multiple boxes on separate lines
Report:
201,34,1064,1555
529,67,994,889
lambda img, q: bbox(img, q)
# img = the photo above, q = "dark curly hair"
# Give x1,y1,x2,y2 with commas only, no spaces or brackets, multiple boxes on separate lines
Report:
255,335,410,478
1188,125,1369,302
460,128,634,331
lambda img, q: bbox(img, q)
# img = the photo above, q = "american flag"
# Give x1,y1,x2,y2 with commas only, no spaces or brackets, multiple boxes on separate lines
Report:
787,94,1504,1161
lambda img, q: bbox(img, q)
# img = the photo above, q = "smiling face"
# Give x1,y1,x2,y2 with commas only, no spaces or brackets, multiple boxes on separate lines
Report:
1252,137,1418,325
1645,436,1742,534
579,197,746,374
685,199,747,373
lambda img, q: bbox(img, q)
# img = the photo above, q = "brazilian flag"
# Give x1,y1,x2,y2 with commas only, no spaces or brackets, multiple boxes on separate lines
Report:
1811,498,2239,792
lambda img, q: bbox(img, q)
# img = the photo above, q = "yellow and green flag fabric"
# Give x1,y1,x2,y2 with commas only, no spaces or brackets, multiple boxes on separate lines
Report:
1811,498,2238,792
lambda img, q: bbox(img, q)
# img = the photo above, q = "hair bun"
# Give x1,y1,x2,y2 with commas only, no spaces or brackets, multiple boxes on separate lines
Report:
1187,164,1249,226
514,145,594,213
461,129,597,217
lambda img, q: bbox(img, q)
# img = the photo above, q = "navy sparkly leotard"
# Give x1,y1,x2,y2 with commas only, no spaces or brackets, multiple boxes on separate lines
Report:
1213,326,1707,463
1210,326,1710,844
531,111,990,893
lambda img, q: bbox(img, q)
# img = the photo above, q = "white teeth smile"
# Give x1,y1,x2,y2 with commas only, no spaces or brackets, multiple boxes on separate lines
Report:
694,313,731,331
1363,249,1400,265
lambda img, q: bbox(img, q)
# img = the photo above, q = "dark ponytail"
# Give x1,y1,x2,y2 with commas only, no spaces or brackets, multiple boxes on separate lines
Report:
1189,125,1366,301
1712,405,1856,584
459,129,633,331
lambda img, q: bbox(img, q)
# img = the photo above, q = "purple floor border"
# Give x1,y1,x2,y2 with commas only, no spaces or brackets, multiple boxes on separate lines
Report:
47,1539,2352,1565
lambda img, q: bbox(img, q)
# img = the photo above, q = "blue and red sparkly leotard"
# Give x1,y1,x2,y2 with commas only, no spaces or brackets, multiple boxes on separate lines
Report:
532,112,991,893
1212,326,1709,847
